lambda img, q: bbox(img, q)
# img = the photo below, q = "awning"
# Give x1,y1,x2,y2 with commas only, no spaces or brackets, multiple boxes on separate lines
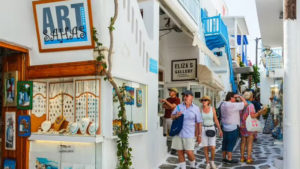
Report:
192,34,221,66
198,65,224,91
234,66,253,74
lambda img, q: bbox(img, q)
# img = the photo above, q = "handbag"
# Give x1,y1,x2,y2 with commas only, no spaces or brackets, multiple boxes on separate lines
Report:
169,114,184,136
205,129,216,137
246,113,262,132
169,106,184,136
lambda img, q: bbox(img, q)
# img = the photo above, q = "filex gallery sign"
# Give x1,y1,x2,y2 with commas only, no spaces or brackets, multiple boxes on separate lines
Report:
32,0,94,52
171,59,197,81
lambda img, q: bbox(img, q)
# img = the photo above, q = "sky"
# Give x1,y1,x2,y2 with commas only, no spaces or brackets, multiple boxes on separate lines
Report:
224,0,262,64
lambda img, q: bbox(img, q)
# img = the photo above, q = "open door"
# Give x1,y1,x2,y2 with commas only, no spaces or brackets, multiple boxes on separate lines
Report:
1,43,29,169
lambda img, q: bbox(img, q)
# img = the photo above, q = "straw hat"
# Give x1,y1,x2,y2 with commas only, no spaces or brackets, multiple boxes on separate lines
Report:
168,88,178,93
200,96,211,102
243,91,253,100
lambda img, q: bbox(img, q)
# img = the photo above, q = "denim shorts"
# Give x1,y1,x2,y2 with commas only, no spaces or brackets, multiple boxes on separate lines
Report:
222,128,239,152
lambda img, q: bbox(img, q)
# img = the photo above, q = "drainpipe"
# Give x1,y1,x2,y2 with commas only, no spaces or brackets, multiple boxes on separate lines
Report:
283,0,300,168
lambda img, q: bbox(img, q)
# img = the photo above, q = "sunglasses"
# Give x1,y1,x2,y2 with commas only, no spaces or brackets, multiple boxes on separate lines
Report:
200,99,209,102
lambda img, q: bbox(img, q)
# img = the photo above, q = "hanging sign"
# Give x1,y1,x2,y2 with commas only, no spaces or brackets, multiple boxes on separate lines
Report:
32,0,94,52
171,59,197,81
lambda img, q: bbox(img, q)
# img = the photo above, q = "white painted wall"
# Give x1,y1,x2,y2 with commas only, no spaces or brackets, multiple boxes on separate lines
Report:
260,69,273,105
0,0,167,169
201,0,228,16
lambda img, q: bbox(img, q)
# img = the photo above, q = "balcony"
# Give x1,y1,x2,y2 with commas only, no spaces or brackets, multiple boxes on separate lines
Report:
202,15,229,50
178,0,201,25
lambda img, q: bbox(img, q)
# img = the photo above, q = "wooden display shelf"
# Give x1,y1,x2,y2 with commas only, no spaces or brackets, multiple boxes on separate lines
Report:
29,134,104,143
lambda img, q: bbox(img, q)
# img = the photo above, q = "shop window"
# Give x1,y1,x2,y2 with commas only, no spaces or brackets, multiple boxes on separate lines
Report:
113,78,147,135
31,77,101,136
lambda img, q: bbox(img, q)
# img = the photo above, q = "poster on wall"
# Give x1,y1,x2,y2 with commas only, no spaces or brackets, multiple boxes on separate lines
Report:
171,59,197,81
3,71,18,107
136,88,142,107
18,115,31,137
124,86,134,105
32,0,94,52
5,112,16,150
3,158,16,169
17,81,33,110
35,157,59,169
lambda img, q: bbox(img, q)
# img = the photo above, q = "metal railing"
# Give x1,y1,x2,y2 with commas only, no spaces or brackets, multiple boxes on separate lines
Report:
178,0,201,25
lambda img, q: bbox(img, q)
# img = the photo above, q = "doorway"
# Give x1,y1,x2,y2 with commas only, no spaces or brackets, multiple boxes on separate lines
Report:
0,42,29,169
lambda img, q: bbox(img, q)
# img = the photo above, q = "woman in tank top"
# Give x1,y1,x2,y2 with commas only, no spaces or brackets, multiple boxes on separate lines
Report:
200,96,223,169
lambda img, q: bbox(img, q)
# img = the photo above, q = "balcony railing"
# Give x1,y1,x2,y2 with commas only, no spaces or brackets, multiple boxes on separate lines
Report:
178,0,200,25
202,15,229,44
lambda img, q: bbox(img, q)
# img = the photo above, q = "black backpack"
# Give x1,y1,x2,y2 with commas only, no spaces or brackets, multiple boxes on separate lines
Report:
216,102,224,124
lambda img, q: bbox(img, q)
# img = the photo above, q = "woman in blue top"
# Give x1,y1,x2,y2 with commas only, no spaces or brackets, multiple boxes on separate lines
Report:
171,90,203,169
200,96,223,169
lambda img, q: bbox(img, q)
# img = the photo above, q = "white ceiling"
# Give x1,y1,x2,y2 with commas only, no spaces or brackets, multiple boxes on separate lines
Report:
255,0,283,48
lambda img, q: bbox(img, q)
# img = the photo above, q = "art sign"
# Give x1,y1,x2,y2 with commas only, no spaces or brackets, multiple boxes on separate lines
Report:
32,0,94,52
171,59,197,81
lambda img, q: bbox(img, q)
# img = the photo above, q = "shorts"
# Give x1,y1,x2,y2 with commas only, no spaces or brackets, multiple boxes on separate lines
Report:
171,136,195,150
201,126,216,147
222,128,239,152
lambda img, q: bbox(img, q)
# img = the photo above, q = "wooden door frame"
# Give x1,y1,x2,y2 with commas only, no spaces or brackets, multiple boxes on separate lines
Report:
0,41,30,169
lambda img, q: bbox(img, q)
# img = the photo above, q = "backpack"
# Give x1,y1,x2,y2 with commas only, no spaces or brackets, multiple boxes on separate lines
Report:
216,102,224,124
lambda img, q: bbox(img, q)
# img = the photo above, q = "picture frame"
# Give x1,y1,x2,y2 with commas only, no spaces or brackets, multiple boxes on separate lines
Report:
17,81,33,110
18,115,31,137
124,86,134,105
5,112,16,150
136,88,142,107
3,71,18,107
3,158,16,169
32,0,94,52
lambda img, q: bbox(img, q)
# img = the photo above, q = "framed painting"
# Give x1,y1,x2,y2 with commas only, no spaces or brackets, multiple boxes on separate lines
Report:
3,71,18,107
32,0,94,52
124,86,134,105
3,158,16,169
136,88,142,107
17,81,33,110
5,112,16,150
18,115,31,137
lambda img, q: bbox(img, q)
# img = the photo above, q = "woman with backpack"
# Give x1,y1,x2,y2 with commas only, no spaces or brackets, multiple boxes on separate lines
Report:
200,96,223,169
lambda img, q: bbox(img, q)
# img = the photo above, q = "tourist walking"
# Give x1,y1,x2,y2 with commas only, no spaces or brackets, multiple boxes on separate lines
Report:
161,88,180,136
240,91,267,164
220,92,247,163
171,90,202,169
200,96,223,169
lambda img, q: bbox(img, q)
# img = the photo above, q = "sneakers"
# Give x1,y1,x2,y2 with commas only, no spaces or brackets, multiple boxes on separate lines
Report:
205,163,210,169
210,161,217,169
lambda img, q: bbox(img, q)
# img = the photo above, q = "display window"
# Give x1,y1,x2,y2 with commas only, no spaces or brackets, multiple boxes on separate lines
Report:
30,77,101,137
112,78,147,135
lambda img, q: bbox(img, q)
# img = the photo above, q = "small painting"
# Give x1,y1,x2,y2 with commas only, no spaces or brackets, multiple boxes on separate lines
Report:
3,158,16,169
17,81,33,110
5,112,16,150
3,71,18,107
35,157,59,169
124,86,134,105
18,115,31,137
136,88,142,107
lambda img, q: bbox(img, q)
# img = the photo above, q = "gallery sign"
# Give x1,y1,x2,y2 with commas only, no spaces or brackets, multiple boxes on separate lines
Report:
171,59,197,81
32,0,94,52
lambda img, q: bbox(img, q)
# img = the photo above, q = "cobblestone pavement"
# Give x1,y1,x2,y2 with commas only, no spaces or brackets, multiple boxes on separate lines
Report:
159,134,283,169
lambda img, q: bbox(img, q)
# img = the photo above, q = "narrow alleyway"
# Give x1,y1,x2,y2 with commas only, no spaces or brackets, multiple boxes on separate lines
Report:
159,134,283,169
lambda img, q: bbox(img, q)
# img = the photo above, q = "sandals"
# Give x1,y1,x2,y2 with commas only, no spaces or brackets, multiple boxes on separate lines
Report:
246,159,254,164
240,157,246,163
